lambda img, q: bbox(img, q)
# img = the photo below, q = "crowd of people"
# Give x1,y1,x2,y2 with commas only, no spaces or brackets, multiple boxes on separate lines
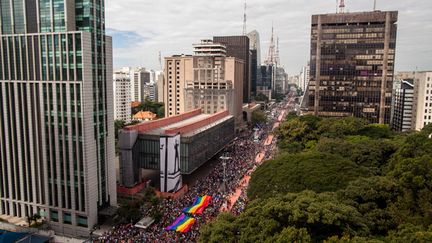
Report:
96,101,290,243
97,132,268,242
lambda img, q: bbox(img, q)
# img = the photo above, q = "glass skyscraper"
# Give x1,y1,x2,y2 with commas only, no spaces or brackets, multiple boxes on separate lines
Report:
0,0,116,237
308,11,398,124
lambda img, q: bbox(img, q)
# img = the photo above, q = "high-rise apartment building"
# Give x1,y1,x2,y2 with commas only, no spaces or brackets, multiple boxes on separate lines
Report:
213,36,251,103
308,11,398,124
114,72,132,122
143,82,158,102
0,0,116,237
131,67,150,102
391,79,414,132
412,71,432,130
163,55,193,117
163,40,244,123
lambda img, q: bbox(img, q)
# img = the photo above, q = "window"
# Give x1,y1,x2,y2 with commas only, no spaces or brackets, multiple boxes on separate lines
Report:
50,210,59,222
77,215,88,227
63,212,72,224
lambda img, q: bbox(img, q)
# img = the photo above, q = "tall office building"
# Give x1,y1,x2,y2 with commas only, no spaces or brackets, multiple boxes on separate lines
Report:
247,30,261,97
114,72,132,123
308,11,398,124
0,0,116,237
412,71,432,130
391,79,414,132
213,36,250,103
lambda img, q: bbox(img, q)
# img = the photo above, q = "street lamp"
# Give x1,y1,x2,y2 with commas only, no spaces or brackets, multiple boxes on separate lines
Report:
220,155,231,193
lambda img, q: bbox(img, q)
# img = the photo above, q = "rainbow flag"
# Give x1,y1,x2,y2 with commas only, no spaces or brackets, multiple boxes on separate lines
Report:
165,214,196,233
183,195,212,214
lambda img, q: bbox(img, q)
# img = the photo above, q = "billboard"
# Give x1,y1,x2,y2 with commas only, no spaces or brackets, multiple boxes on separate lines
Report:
160,134,182,192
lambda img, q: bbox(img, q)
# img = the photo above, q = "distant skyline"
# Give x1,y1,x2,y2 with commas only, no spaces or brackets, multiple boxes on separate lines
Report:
106,0,432,75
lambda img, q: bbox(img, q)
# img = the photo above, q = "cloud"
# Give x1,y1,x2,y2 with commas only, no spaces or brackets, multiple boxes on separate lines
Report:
105,0,432,74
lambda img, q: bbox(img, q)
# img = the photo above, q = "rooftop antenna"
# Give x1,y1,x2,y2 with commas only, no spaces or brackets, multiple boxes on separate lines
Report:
242,0,247,35
275,36,280,66
373,0,377,11
265,23,276,65
336,0,338,13
339,0,345,13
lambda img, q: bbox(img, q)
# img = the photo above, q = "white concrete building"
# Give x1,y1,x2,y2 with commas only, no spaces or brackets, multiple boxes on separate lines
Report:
113,72,132,122
131,67,150,102
299,64,310,92
412,71,432,130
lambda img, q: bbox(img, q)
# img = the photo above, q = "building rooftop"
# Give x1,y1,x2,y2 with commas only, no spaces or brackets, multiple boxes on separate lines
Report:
312,10,398,24
133,111,157,121
125,109,232,137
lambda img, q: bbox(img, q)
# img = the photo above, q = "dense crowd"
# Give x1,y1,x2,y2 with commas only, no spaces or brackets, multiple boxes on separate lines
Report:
96,101,290,242
96,132,266,242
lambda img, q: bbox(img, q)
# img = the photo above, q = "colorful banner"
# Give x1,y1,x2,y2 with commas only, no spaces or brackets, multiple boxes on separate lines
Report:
165,214,196,233
183,195,212,214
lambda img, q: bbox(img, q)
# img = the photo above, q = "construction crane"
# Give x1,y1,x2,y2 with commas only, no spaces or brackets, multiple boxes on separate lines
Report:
242,0,247,35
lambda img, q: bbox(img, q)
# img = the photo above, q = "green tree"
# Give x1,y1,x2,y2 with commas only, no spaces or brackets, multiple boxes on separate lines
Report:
359,123,394,139
337,176,400,235
248,152,368,200
114,120,126,140
285,111,298,121
316,117,369,138
200,191,369,242
254,93,269,102
251,110,267,126
199,213,237,243
132,98,165,118
386,224,432,243
388,155,432,227
271,227,311,243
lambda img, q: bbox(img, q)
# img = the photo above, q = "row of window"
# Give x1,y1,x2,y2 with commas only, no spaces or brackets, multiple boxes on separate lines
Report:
51,210,88,227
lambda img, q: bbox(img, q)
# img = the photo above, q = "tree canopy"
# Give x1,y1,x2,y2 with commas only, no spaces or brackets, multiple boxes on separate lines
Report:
200,115,432,242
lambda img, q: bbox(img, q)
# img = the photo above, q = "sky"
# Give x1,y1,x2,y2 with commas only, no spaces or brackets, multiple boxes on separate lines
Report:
105,0,432,75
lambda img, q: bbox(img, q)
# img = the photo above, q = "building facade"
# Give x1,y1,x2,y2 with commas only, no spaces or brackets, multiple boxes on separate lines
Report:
163,41,244,124
184,40,244,123
0,0,116,237
157,72,164,103
163,55,193,117
412,71,432,130
247,30,261,97
299,64,310,92
131,67,150,102
143,81,157,102
119,110,235,188
308,11,398,124
391,79,414,132
114,72,132,122
213,36,251,103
